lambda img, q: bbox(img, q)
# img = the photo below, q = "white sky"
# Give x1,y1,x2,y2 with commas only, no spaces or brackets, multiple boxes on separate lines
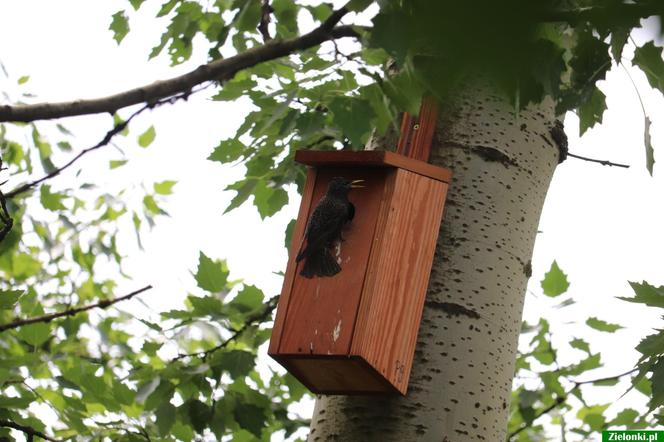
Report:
1,1,663,440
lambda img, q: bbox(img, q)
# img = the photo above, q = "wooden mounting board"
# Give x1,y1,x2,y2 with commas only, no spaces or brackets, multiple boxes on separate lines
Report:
295,150,452,184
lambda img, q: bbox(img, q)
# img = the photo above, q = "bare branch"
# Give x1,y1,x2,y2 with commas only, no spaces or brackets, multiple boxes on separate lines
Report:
568,152,630,168
507,367,639,439
173,296,278,361
0,5,358,123
0,419,60,442
4,90,195,199
540,2,664,25
0,285,152,333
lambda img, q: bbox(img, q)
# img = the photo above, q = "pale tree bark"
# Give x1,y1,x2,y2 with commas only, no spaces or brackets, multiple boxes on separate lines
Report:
308,81,560,441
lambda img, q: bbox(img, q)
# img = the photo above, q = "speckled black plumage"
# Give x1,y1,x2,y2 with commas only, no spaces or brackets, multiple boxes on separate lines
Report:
296,177,358,278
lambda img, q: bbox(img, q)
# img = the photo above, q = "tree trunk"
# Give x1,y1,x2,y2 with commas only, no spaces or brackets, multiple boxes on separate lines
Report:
307,82,560,441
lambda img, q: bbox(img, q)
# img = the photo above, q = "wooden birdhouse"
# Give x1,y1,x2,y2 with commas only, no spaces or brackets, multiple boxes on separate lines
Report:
268,149,452,395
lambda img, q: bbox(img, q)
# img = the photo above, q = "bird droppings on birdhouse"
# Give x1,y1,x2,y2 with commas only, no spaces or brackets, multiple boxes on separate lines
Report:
268,150,452,395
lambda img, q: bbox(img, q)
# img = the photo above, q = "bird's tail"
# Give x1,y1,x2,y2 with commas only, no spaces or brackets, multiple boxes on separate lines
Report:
299,248,341,278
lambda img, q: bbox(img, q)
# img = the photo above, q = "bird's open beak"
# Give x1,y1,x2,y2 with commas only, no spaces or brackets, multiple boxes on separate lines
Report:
350,179,365,188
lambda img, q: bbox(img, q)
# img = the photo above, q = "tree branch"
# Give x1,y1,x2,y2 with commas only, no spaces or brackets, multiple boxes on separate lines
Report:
173,296,278,361
507,367,639,440
0,419,60,442
0,6,358,123
567,152,630,168
540,2,664,25
0,186,13,242
4,89,194,199
0,285,152,333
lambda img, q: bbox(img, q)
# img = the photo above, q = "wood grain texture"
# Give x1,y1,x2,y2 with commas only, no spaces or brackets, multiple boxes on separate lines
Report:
275,356,399,395
409,97,439,162
268,168,317,355
351,169,448,394
276,168,387,356
295,150,451,183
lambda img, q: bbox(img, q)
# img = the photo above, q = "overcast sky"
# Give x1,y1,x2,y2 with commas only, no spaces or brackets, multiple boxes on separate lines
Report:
1,1,663,439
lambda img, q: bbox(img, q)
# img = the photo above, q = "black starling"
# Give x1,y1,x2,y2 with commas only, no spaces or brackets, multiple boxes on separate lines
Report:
296,177,363,278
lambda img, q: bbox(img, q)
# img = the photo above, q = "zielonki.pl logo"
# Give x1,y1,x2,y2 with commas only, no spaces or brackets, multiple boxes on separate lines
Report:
602,431,664,441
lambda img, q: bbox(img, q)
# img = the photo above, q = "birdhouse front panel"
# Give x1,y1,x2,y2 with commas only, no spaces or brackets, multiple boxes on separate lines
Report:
276,167,387,356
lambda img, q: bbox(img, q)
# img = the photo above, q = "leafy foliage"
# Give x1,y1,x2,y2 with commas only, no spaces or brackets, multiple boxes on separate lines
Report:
510,265,662,441
1,0,664,440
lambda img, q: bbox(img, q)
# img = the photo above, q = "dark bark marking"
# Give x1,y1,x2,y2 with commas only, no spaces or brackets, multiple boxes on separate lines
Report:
426,301,481,319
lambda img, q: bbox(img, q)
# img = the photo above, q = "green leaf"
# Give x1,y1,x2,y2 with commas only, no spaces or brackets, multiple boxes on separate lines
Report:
610,408,639,426
194,252,229,292
138,126,156,148
188,294,223,316
284,218,295,249
113,113,129,136
540,261,569,297
578,87,606,135
328,96,375,147
143,195,166,215
109,11,130,44
370,11,410,64
208,139,246,164
109,159,128,169
154,180,177,195
129,0,145,10
211,350,255,378
136,377,161,404
570,338,590,354
0,395,34,409
235,0,261,32
620,282,664,308
633,41,664,94
636,331,664,358
224,179,257,214
40,185,66,211
17,75,29,85
155,402,176,435
186,399,210,434
644,115,655,176
610,27,630,63
586,317,623,333
234,402,267,437
0,289,24,309
17,321,51,347
348,0,373,12
651,357,664,408
253,181,288,219
230,285,264,312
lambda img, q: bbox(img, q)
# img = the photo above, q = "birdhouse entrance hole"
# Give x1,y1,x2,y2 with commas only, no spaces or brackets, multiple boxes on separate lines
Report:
269,150,451,395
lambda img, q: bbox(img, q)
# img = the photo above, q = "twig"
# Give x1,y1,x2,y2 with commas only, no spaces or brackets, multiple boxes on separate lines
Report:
173,296,278,361
507,367,639,440
0,5,358,123
0,186,13,242
540,2,664,26
258,0,273,43
5,90,193,199
567,152,630,168
0,419,60,442
572,367,638,386
0,285,152,333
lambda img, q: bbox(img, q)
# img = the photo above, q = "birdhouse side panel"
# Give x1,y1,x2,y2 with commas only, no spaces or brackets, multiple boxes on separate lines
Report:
351,169,448,393
276,167,387,356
